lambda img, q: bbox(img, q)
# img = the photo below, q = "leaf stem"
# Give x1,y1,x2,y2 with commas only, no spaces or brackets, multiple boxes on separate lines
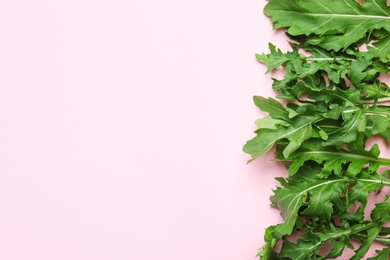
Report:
353,233,390,245
306,57,355,62
359,178,390,186
359,97,390,104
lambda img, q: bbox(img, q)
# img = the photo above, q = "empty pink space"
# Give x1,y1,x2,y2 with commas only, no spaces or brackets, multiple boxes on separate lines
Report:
2,0,386,259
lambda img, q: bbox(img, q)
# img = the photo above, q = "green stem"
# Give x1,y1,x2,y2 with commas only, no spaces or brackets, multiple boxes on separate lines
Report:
305,57,355,62
359,178,390,187
317,223,377,242
353,233,390,245
359,97,390,104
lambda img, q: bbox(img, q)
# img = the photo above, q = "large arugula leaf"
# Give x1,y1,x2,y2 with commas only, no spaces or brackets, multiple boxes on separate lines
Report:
270,167,348,237
276,135,390,177
243,117,312,161
264,0,390,54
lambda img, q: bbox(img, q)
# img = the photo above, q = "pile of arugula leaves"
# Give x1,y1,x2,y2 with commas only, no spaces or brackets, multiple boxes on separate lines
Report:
243,0,390,259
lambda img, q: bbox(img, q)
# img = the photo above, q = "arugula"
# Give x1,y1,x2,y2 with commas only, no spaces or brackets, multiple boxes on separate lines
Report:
264,0,390,57
245,0,390,259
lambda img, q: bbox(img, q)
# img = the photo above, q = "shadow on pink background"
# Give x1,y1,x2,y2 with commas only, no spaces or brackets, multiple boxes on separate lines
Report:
0,0,387,259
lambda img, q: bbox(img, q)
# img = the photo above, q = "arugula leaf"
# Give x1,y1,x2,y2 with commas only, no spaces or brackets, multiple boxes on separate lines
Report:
257,226,280,259
253,96,290,121
367,248,390,260
351,225,382,260
264,0,390,52
271,167,348,237
256,43,299,73
275,137,390,178
243,117,312,161
367,34,390,63
278,237,319,260
254,115,289,130
371,196,390,223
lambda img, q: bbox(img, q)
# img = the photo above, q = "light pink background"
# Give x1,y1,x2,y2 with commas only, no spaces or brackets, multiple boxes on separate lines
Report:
0,1,387,259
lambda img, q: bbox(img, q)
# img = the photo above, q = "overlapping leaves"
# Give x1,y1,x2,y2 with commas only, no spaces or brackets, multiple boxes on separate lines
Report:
259,167,390,259
245,0,390,259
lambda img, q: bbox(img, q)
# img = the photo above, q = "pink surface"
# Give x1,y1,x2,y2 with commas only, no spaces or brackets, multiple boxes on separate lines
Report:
0,1,387,259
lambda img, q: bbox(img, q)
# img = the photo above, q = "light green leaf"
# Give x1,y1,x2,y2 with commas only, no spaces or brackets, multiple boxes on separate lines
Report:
254,115,289,130
243,118,312,161
253,96,290,121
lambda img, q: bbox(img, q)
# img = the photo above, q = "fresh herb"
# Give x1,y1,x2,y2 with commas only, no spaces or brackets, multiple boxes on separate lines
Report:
244,1,390,259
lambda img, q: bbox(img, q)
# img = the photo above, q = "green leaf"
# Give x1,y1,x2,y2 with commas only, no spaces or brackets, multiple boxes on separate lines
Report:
243,118,312,161
254,115,289,130
301,176,348,220
351,225,382,260
366,105,390,136
276,136,390,177
367,34,390,63
271,171,347,237
256,43,299,73
257,226,280,260
264,0,390,51
279,237,318,260
350,172,390,218
367,248,390,260
253,96,289,121
307,87,361,106
350,57,369,85
371,196,390,223
324,237,348,258
324,108,366,146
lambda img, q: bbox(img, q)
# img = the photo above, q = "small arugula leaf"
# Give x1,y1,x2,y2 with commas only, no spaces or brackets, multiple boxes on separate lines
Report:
366,105,390,137
350,57,369,85
253,96,290,121
324,108,366,146
367,114,390,136
371,196,390,223
254,116,289,130
367,34,390,63
323,237,349,259
256,43,300,73
349,172,390,218
257,226,280,260
278,236,319,260
367,248,390,260
351,225,382,260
